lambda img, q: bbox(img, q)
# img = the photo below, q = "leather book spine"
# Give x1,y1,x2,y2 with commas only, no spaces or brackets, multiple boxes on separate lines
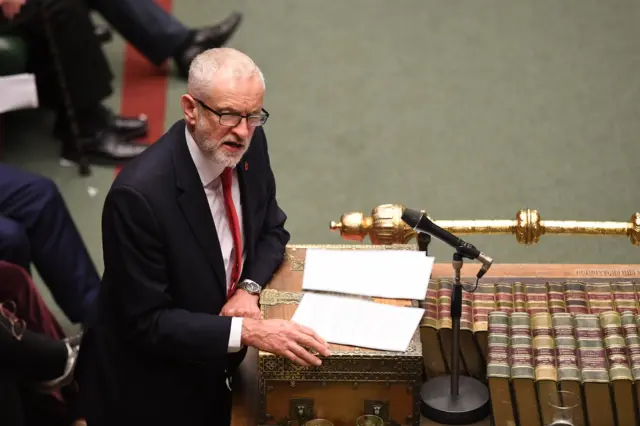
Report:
487,311,510,378
461,287,473,332
612,282,638,314
437,279,452,330
551,313,581,382
495,283,514,314
585,282,614,314
532,312,557,381
472,282,496,334
421,279,439,329
574,314,610,383
547,282,567,314
600,311,633,381
513,283,527,313
509,312,534,380
563,282,588,315
621,312,640,381
524,284,549,315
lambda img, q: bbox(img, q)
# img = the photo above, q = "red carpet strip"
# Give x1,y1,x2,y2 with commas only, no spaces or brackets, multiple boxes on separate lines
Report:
117,0,172,173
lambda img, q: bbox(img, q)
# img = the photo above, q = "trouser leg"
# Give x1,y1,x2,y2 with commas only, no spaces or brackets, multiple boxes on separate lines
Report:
0,164,100,323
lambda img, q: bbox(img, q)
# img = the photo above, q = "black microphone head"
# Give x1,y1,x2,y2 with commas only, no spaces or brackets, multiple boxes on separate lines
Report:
401,208,423,229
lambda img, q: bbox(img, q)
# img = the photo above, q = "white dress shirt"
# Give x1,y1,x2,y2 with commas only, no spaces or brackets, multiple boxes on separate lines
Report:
185,128,245,352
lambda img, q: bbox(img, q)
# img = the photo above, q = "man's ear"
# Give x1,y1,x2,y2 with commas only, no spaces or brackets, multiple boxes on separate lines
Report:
181,94,198,127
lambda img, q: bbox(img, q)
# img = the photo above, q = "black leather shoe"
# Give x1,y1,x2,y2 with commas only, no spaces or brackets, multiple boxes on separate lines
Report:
174,12,243,78
94,25,112,44
60,130,148,165
109,113,148,140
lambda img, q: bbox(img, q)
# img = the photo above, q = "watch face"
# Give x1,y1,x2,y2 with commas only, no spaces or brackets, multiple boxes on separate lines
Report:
243,281,260,294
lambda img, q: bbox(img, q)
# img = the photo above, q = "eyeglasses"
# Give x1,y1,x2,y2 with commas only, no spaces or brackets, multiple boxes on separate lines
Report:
195,99,269,127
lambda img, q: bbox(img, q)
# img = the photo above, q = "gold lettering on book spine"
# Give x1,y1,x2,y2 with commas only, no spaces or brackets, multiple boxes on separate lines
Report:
621,312,640,381
575,314,610,383
472,283,496,333
612,282,639,314
564,282,588,315
585,283,614,314
600,311,633,381
487,311,510,378
547,283,566,314
510,312,534,379
551,313,581,382
420,279,439,328
532,312,557,381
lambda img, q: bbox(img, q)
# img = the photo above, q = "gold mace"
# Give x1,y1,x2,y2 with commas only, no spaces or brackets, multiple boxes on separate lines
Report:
329,204,640,246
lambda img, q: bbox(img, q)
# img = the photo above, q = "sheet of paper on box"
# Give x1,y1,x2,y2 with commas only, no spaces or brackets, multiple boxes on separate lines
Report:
301,248,434,300
291,292,424,352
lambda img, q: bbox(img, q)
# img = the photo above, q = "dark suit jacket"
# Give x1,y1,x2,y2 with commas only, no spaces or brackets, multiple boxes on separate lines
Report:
75,120,290,426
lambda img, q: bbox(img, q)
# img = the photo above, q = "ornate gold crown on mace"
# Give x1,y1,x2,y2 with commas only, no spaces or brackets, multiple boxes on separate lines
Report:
329,204,640,246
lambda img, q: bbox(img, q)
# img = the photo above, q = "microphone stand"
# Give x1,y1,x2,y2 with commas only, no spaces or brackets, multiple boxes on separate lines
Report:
419,250,490,425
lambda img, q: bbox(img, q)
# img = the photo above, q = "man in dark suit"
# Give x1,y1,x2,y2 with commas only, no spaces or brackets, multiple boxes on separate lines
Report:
0,0,148,162
75,48,331,426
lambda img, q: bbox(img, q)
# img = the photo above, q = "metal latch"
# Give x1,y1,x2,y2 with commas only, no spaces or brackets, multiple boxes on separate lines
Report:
289,398,314,422
364,400,390,422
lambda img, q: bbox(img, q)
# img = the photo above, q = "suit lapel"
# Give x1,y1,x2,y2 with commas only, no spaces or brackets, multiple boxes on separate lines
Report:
237,159,254,278
172,122,226,295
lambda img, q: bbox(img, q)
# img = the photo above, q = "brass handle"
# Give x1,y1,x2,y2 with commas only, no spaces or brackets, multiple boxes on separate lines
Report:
329,204,640,246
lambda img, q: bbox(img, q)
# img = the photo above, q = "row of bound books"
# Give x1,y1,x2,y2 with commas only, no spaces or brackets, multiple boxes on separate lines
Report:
418,280,640,383
487,310,640,426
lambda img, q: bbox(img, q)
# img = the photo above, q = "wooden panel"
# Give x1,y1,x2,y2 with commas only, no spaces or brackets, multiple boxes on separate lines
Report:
265,381,413,426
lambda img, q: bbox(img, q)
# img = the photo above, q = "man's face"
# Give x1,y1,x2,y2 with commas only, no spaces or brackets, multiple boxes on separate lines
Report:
183,74,265,167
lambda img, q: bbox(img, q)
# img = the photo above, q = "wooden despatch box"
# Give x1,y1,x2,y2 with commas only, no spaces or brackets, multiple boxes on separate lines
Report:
258,245,423,426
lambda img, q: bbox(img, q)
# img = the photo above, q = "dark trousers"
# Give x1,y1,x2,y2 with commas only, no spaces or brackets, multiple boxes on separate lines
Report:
0,164,100,323
86,0,190,66
0,0,113,126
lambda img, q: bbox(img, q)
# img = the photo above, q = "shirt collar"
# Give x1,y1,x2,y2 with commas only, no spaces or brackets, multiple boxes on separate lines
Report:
185,127,226,187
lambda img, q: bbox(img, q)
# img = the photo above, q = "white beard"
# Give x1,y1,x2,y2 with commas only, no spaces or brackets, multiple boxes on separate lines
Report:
193,117,249,167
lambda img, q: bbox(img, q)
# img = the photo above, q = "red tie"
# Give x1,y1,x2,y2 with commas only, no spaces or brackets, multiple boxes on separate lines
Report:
221,167,243,299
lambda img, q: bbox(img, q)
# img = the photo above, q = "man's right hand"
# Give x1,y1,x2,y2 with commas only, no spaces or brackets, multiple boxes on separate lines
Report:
241,318,331,366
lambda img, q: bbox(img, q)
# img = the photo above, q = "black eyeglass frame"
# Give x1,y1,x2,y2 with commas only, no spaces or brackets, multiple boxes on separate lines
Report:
194,98,269,127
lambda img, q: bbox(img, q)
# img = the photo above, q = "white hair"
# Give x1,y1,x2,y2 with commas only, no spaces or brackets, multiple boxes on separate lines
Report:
187,48,265,101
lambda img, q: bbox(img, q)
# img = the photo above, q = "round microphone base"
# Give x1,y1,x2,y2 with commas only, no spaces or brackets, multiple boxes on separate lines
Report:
420,376,490,425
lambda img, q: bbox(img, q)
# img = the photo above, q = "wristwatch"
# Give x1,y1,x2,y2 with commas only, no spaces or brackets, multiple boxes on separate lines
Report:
237,279,261,296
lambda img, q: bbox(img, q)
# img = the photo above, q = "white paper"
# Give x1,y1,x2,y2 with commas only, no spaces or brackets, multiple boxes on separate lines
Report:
0,74,39,114
291,292,424,352
301,248,434,300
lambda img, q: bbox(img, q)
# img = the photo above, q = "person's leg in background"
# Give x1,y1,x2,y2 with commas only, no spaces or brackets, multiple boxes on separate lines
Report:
0,164,100,324
0,0,148,163
0,216,30,273
85,0,242,78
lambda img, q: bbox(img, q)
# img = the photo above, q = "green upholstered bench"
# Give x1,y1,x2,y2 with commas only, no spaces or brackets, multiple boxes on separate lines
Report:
0,35,28,156
0,35,28,76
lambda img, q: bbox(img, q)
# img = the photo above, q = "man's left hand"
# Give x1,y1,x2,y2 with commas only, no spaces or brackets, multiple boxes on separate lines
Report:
220,289,260,319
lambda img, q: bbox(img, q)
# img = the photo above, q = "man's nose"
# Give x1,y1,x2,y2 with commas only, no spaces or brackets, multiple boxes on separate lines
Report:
231,118,250,139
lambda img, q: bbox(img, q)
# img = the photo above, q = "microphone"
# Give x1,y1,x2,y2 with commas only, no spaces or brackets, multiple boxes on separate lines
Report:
401,207,493,279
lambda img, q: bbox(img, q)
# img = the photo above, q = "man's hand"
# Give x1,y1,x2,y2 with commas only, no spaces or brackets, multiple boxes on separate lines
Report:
1,0,26,20
220,289,261,319
241,318,331,366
